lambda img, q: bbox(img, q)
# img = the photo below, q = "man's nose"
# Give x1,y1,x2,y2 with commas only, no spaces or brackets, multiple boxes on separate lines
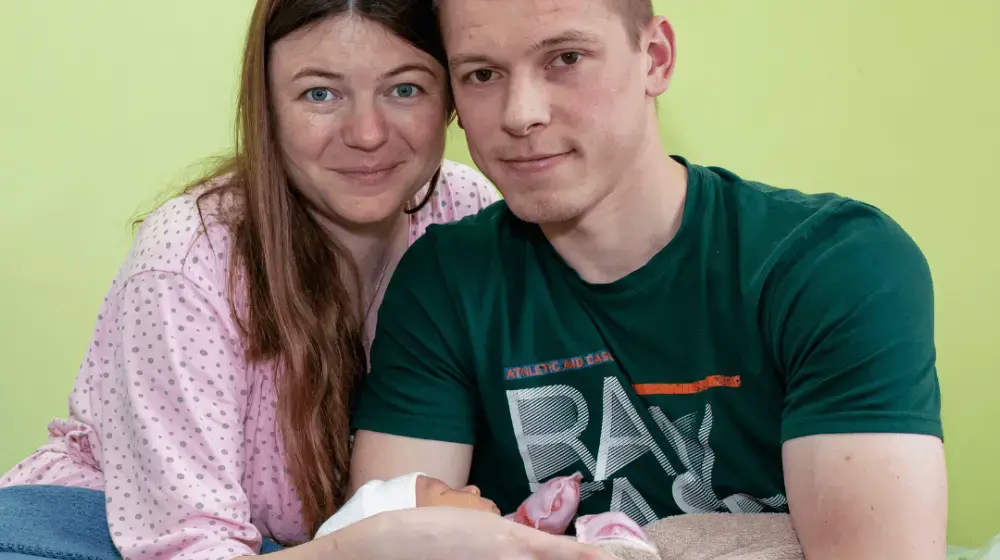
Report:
501,72,551,137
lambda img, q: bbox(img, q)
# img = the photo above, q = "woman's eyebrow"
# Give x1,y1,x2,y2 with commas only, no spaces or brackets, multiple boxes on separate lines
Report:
291,63,436,82
292,67,344,81
381,63,437,79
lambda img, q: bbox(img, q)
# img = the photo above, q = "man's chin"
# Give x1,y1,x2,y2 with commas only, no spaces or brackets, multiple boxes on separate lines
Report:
503,195,585,227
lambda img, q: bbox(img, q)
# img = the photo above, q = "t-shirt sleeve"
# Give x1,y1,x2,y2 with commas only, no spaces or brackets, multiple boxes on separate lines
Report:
763,202,943,442
352,229,479,444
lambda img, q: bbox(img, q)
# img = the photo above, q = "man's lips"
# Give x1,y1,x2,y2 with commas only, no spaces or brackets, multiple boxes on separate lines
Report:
501,151,573,174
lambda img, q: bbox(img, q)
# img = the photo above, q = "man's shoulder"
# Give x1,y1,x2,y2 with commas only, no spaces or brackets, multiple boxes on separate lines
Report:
391,199,541,302
698,162,860,227
693,161,913,268
691,162,930,336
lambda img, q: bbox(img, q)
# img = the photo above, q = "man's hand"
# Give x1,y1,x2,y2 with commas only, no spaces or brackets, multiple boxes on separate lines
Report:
783,432,947,559
349,430,474,495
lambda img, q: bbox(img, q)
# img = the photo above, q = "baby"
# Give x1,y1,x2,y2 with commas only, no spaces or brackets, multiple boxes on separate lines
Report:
315,472,657,555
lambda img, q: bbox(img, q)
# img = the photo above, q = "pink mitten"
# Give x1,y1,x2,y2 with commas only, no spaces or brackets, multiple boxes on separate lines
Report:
505,472,583,534
574,512,658,555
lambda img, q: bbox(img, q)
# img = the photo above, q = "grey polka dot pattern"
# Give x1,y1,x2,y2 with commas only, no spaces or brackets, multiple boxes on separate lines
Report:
0,159,499,559
407,160,500,242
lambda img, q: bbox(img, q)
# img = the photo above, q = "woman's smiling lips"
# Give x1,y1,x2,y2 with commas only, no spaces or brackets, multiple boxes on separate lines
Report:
331,162,403,185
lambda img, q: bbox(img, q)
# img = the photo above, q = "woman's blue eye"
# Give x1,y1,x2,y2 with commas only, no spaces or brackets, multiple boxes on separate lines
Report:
306,88,334,102
392,84,419,98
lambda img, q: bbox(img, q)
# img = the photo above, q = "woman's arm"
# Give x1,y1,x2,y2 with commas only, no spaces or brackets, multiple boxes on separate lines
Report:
98,266,263,559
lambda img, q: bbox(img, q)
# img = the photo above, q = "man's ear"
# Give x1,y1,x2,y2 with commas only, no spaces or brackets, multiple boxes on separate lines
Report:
644,16,677,97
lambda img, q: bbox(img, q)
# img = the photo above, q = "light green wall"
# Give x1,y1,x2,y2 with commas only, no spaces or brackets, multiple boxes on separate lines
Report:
1,0,996,548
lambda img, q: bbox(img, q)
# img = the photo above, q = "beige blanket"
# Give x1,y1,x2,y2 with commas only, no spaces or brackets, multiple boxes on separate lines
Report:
596,513,803,560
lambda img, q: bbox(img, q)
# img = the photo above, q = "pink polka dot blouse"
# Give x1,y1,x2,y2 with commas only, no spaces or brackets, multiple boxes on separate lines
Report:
0,159,499,559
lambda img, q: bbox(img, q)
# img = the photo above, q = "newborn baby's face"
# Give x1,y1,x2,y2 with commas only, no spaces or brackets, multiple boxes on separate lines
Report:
415,476,501,515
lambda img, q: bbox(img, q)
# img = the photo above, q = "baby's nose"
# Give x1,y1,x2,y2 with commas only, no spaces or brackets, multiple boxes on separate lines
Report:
460,485,482,496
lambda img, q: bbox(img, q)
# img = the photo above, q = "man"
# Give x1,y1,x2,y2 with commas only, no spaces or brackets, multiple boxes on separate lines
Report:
349,0,948,557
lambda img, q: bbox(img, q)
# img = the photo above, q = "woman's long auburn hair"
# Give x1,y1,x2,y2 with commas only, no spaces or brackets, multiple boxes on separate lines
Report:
163,0,449,535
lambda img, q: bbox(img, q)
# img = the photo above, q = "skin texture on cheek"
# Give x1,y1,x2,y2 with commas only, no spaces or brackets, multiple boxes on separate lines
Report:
277,112,335,184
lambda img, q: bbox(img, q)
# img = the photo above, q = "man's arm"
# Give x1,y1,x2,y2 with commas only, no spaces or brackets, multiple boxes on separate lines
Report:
347,228,482,495
349,431,473,494
763,202,947,558
783,433,947,559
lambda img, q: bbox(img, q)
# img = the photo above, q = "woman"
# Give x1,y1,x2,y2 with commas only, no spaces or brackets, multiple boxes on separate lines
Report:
0,1,608,559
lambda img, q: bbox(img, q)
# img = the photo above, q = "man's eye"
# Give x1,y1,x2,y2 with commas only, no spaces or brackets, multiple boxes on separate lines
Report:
554,52,582,67
470,69,495,84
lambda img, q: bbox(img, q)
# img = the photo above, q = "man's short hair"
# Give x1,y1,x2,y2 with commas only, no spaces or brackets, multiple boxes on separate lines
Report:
611,0,655,48
433,0,654,49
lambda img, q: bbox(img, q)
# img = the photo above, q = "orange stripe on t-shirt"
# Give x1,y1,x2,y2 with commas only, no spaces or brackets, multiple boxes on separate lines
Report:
633,375,741,396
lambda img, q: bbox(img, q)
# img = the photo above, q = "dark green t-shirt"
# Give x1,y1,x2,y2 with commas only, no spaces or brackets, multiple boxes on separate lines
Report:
352,157,942,527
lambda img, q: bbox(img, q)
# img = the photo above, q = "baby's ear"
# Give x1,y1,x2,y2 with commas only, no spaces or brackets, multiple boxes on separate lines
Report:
460,485,482,496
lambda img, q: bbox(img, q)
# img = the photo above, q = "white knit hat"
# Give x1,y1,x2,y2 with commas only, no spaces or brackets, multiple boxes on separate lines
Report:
314,472,425,539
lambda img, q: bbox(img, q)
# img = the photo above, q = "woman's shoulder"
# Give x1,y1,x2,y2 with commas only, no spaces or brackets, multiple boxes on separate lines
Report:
439,159,499,203
116,182,239,293
413,159,501,230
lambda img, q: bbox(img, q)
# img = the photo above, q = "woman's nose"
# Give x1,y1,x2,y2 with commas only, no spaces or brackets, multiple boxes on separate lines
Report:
342,100,388,151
